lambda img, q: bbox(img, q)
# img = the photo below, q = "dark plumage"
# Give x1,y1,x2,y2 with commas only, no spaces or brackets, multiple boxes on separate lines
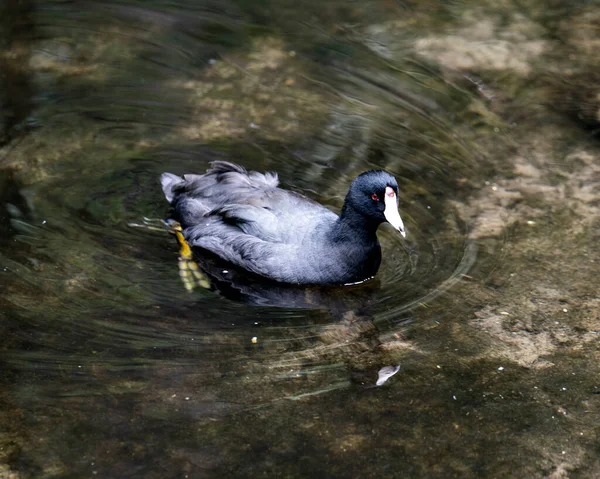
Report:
161,161,406,285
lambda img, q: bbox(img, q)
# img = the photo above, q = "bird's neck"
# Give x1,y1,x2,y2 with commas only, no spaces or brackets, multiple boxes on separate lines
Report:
333,203,380,244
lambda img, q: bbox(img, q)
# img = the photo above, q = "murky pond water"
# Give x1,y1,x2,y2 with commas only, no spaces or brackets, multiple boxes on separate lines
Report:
2,1,599,477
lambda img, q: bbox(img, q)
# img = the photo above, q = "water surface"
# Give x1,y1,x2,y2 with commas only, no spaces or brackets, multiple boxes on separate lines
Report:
2,1,600,477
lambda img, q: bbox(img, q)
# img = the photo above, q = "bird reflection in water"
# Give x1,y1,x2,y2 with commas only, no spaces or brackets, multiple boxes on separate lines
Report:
129,217,412,392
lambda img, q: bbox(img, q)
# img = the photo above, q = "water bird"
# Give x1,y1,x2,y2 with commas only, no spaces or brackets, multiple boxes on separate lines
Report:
161,161,405,285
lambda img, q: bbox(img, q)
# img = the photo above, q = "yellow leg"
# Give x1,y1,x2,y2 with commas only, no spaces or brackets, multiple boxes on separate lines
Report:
167,221,211,291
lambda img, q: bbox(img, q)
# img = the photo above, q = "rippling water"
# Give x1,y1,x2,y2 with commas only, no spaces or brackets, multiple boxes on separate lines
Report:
3,1,598,477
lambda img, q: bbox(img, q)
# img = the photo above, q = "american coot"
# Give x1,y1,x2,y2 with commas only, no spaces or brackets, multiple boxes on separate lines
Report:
161,161,406,285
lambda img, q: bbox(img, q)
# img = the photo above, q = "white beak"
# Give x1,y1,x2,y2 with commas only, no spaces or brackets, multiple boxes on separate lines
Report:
384,186,406,238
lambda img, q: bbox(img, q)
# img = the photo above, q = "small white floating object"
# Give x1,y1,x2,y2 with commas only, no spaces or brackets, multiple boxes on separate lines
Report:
376,365,400,386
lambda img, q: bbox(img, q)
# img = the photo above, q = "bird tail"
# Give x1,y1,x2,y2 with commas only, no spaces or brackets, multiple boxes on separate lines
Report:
160,173,183,203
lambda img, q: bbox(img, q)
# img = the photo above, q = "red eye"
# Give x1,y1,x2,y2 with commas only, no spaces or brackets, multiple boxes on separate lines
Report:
371,193,379,201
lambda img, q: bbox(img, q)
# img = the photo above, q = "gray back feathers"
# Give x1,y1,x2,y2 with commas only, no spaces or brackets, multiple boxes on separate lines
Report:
161,161,385,284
